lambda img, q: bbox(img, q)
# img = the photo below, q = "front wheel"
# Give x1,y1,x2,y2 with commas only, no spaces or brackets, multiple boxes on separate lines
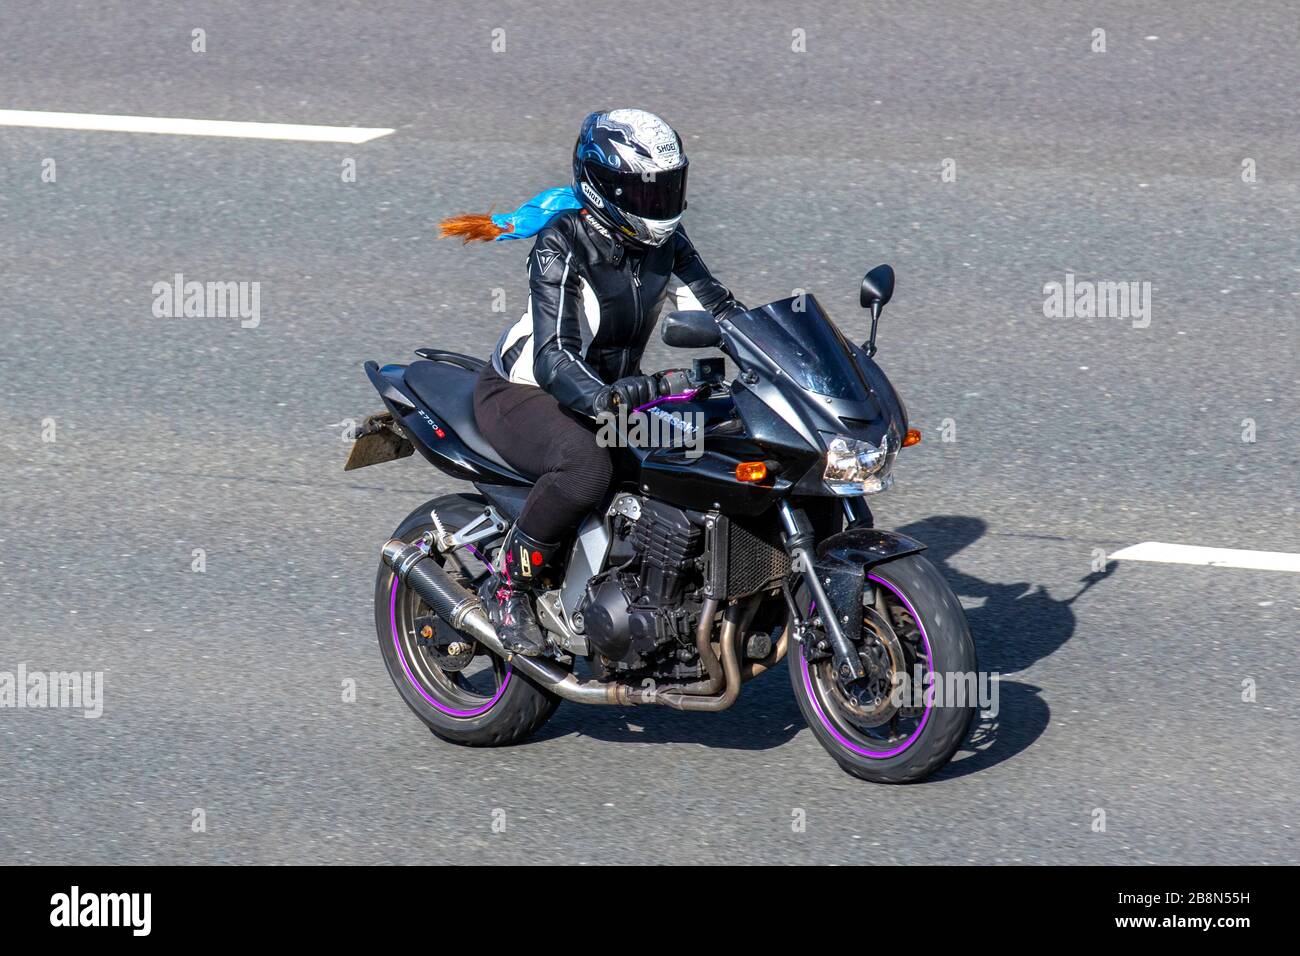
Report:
790,553,976,783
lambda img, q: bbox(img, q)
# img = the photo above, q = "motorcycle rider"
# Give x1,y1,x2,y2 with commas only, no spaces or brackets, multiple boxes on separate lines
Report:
440,109,745,655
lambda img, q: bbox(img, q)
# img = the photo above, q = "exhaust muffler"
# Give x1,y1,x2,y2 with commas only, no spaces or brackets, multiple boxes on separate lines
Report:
381,538,482,633
381,539,618,705
381,538,755,712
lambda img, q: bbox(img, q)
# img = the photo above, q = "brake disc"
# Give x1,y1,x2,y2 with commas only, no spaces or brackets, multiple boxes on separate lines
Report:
822,605,907,727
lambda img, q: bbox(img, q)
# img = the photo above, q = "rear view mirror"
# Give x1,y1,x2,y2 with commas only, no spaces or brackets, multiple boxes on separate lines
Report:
661,310,721,349
860,264,895,311
860,264,896,357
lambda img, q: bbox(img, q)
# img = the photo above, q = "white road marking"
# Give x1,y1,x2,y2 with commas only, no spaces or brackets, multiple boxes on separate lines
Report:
0,109,393,143
1110,541,1300,573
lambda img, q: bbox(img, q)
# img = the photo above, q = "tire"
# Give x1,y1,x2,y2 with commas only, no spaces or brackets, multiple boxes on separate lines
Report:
374,495,560,747
790,552,976,783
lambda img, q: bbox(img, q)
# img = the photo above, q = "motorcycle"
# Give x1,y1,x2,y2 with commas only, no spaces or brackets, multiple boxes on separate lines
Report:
349,265,977,782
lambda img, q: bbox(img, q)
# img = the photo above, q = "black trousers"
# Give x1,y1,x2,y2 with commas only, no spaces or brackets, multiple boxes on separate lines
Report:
473,365,613,545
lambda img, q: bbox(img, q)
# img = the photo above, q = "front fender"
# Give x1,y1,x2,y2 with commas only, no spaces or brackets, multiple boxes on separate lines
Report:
809,528,927,646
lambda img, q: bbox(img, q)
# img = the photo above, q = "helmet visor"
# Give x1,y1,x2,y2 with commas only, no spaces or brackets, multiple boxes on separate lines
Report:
586,161,688,220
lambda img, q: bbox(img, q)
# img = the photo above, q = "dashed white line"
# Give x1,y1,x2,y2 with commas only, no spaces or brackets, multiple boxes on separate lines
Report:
1110,542,1300,574
0,109,393,143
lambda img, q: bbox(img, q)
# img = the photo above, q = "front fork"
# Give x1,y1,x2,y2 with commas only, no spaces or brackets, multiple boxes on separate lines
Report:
778,501,866,682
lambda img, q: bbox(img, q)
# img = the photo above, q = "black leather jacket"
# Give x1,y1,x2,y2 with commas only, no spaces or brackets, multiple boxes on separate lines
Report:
490,208,743,416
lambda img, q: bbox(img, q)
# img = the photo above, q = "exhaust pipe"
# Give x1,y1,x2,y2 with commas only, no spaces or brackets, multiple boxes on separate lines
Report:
381,539,480,630
381,538,750,713
382,539,620,705
653,605,744,711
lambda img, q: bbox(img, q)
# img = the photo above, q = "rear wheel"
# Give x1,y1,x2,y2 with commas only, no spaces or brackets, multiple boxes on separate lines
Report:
790,553,976,783
374,496,559,747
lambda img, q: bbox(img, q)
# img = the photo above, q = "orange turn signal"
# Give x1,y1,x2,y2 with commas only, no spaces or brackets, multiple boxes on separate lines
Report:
735,461,768,483
903,428,922,447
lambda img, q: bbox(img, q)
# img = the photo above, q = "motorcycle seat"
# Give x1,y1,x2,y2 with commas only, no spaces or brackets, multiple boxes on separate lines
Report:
403,359,522,475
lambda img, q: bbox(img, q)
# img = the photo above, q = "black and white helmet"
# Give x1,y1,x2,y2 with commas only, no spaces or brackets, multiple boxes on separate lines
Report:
572,109,688,247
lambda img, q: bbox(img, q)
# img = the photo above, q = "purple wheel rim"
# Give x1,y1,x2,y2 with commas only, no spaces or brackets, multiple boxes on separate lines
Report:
799,573,933,759
390,575,510,718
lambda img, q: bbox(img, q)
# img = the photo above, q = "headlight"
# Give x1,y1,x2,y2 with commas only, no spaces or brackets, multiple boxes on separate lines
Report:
823,434,895,495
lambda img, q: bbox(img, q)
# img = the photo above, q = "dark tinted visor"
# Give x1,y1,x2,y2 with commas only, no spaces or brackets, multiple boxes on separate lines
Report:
587,161,688,219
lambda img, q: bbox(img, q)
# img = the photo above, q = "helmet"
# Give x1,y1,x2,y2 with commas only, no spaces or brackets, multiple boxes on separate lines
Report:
572,109,688,247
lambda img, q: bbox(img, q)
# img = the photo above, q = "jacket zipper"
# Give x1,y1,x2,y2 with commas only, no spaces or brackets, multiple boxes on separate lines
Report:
620,256,643,379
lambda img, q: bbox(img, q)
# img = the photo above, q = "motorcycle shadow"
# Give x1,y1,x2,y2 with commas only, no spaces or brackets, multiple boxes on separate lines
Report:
895,515,1116,674
932,680,1050,780
896,515,1116,778
535,661,804,751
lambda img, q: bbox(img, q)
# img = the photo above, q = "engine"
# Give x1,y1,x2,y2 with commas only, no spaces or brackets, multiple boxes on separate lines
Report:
578,499,707,676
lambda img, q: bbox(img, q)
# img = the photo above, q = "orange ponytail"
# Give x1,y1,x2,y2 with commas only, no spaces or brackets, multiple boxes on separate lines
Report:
438,214,512,243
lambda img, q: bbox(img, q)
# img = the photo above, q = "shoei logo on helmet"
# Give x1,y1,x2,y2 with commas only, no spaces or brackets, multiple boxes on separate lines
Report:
580,181,604,208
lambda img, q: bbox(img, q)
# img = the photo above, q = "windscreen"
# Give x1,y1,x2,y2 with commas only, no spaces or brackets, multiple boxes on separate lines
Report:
725,296,869,400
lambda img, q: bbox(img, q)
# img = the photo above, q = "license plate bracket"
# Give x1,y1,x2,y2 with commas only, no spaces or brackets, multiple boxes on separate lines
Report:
344,414,414,471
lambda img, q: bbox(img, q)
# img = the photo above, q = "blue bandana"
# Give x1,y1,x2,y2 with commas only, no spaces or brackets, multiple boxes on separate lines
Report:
490,186,583,240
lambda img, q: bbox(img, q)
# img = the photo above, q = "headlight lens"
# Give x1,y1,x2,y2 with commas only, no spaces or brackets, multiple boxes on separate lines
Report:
823,435,894,495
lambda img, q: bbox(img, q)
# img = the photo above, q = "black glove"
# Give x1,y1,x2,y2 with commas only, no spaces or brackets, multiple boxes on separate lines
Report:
594,375,660,414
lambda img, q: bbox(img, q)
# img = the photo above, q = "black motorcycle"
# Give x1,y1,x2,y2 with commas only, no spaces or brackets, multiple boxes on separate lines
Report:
349,265,976,782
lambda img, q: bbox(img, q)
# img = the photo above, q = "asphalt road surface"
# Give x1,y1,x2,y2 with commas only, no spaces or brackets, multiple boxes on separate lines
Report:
1,1,1297,865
